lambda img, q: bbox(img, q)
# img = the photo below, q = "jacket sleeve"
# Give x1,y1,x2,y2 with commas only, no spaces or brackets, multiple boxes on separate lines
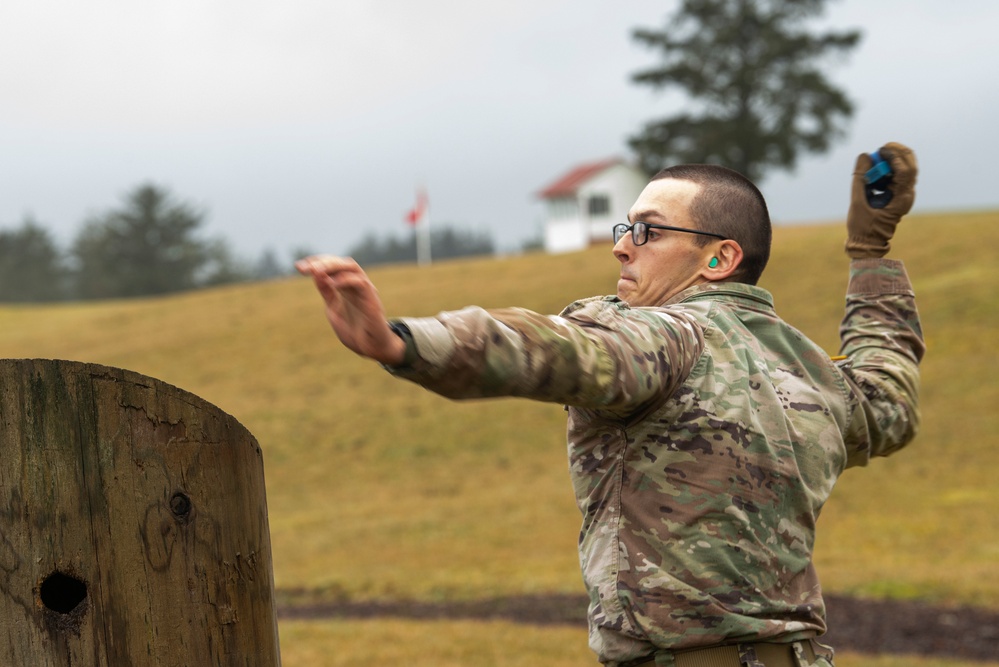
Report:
837,258,925,467
385,296,704,413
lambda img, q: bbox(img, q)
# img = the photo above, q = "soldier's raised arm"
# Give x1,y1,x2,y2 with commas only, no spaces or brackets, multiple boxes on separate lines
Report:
838,142,926,466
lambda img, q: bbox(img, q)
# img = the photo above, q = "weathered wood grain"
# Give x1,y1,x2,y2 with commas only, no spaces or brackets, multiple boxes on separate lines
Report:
0,359,280,666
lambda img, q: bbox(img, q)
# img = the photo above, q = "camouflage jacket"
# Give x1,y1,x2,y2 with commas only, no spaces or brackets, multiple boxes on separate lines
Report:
388,258,924,665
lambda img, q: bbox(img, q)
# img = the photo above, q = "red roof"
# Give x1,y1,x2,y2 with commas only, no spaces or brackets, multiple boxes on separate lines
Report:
537,158,623,198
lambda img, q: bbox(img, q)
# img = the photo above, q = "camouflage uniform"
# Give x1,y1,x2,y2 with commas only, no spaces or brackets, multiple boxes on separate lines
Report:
388,258,923,666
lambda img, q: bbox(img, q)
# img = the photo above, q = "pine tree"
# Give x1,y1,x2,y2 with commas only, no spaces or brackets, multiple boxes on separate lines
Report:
71,184,237,299
0,217,66,302
629,0,860,182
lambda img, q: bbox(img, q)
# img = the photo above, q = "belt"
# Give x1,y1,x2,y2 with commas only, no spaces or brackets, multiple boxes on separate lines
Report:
631,639,820,667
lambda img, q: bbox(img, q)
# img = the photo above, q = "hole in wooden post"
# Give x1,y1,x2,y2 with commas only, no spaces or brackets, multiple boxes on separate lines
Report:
40,571,87,614
170,491,192,520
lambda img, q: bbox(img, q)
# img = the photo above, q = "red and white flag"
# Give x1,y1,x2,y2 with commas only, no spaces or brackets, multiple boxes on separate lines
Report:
405,189,428,226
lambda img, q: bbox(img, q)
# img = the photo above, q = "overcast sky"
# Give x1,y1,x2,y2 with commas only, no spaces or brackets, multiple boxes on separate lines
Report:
2,1,996,261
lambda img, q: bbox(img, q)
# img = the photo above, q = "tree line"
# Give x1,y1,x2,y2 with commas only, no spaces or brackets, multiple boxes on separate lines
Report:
349,227,494,267
0,183,496,303
0,184,277,303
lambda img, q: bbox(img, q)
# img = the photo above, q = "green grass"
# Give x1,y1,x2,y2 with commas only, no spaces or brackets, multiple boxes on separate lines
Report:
2,211,998,659
277,618,996,667
278,618,597,666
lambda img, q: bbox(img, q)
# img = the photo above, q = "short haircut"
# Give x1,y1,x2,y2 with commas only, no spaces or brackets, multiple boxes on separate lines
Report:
651,164,772,285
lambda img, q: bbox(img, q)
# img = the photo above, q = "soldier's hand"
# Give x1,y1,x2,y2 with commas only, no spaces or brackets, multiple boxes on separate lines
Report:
845,141,918,259
295,255,407,366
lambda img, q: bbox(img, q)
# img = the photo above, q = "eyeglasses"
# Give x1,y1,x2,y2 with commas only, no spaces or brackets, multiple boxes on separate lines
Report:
612,221,728,246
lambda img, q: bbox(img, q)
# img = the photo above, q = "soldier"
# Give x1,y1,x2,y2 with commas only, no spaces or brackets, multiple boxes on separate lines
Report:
296,143,922,667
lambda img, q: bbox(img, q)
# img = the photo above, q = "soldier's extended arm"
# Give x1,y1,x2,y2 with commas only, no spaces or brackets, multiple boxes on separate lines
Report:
386,297,704,413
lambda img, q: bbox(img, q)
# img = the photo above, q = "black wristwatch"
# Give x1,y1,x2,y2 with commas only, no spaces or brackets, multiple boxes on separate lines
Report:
387,321,417,368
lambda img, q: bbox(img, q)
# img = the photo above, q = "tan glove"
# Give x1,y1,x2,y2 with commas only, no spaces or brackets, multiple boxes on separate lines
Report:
845,141,918,258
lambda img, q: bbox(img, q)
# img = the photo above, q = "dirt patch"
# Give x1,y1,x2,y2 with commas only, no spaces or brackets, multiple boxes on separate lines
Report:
277,591,999,662
822,594,999,661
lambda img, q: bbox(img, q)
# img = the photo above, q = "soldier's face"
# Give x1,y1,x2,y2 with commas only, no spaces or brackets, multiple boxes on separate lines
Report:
614,179,712,307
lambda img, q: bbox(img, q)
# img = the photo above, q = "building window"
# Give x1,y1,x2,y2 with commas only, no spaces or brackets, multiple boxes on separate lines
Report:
588,194,610,217
549,197,579,219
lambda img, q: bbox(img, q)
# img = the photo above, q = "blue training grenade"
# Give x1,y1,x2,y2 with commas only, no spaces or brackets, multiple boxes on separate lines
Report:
864,151,894,209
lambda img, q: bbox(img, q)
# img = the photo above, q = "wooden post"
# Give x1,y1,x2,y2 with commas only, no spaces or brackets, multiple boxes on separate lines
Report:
0,359,281,666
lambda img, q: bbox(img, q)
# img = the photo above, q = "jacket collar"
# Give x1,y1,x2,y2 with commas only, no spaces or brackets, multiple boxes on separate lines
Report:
660,281,775,310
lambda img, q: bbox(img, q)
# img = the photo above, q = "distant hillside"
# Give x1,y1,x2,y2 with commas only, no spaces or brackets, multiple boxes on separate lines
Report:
2,210,997,609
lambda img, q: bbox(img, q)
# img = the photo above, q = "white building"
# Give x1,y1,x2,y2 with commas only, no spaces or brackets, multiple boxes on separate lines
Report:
538,158,648,254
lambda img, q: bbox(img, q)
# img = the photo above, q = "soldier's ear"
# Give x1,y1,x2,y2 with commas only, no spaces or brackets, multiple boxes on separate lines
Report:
702,240,742,281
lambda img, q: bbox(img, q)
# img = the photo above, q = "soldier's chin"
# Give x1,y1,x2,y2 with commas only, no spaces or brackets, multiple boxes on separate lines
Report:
617,279,635,301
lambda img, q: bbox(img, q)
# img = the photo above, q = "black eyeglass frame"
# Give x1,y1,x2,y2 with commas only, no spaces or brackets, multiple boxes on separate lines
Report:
612,221,728,246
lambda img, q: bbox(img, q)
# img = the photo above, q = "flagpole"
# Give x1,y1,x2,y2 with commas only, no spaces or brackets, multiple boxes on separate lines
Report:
416,192,432,267
405,188,432,266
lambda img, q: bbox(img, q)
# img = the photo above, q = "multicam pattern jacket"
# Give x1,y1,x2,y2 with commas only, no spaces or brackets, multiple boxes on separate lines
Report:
388,258,924,665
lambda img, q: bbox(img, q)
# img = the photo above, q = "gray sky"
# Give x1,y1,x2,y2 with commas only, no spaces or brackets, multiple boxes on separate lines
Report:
2,1,996,261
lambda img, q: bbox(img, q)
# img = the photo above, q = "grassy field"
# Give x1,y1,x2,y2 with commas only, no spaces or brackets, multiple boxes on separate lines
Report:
2,209,997,662
278,617,989,667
